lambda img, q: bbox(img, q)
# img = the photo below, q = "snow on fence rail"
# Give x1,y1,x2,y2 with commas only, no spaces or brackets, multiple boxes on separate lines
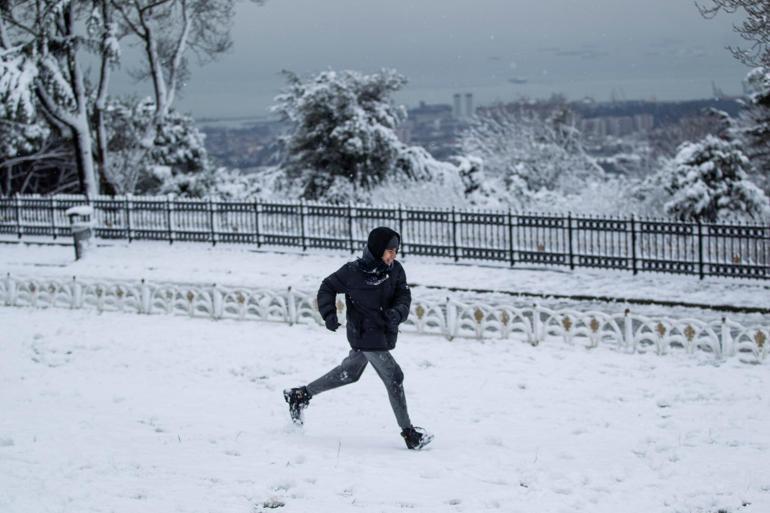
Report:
2,273,767,364
1,194,769,280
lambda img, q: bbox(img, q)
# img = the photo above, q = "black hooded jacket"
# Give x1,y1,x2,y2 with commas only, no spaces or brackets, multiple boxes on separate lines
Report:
317,246,411,351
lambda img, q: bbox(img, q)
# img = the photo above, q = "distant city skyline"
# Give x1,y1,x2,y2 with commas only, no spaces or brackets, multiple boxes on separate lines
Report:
111,0,751,119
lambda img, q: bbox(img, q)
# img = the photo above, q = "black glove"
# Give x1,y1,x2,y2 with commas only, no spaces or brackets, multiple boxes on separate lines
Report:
324,314,341,332
385,309,400,330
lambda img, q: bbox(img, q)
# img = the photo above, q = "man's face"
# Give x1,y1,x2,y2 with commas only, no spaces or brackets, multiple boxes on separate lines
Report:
382,248,397,266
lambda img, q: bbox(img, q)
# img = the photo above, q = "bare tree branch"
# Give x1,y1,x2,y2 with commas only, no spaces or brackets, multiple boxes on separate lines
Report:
697,1,770,67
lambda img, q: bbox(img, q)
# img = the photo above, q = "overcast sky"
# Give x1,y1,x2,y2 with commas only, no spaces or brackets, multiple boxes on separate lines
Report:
111,0,750,119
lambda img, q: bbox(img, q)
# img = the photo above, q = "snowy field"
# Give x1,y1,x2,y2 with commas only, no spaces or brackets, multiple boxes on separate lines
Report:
1,240,769,325
1,307,769,513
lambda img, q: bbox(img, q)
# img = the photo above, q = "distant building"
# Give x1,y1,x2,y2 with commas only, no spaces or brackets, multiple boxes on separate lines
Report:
464,93,474,118
453,94,462,119
578,113,655,137
450,92,475,119
634,114,655,132
410,101,453,126
400,100,466,159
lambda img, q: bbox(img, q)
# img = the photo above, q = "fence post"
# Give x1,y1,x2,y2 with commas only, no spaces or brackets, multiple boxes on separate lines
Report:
71,276,81,309
451,206,458,262
508,209,515,267
166,194,174,244
14,193,22,239
697,220,704,279
50,196,57,240
532,303,542,346
141,279,151,314
254,199,261,248
211,283,223,319
567,212,575,270
630,214,637,275
299,200,307,251
208,197,216,246
623,309,634,352
287,286,296,325
5,273,16,306
123,193,131,242
445,297,456,341
347,202,354,254
720,317,733,357
398,204,405,258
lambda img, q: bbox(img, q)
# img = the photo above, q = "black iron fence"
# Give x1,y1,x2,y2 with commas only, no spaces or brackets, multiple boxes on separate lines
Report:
1,194,769,280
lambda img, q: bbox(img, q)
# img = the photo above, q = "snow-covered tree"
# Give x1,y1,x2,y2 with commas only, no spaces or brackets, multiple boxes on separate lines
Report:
662,135,769,221
2,117,45,195
273,69,438,200
103,0,250,195
101,96,209,195
1,115,48,162
695,2,770,195
459,106,603,201
113,0,256,121
0,0,120,197
735,67,770,193
141,108,209,196
0,99,79,195
698,1,770,69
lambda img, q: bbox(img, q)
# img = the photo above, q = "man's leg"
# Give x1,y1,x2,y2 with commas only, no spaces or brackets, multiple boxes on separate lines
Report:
363,351,412,429
306,349,368,396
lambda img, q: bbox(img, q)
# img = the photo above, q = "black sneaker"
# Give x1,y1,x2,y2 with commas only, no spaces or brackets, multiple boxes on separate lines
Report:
400,426,433,450
283,386,311,426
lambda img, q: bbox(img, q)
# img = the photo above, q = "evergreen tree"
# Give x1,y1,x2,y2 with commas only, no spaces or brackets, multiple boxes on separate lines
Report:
663,135,769,221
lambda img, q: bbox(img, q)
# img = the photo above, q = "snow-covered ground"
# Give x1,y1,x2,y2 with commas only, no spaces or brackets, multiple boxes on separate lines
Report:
2,240,769,321
1,307,768,513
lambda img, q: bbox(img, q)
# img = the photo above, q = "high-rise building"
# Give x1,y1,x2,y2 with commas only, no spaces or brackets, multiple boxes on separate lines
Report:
465,93,474,118
453,94,462,119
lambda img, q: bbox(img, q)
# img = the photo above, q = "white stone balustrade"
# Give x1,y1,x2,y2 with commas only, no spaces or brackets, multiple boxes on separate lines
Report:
2,273,767,364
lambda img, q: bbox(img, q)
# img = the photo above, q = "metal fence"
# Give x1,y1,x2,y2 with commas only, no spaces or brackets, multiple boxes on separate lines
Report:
1,194,769,280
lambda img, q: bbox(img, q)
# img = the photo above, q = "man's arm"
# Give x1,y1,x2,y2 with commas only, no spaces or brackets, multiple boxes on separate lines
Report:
317,265,348,321
389,267,411,324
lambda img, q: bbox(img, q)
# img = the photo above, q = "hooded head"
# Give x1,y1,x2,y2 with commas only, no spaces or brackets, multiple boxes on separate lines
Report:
367,226,400,259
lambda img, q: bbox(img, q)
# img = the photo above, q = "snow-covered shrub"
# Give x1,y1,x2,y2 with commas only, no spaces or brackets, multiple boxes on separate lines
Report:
458,106,604,203
453,155,484,195
661,136,769,222
0,118,50,162
101,97,210,195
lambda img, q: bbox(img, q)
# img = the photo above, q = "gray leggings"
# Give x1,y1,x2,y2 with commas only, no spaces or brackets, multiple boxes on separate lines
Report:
306,349,412,429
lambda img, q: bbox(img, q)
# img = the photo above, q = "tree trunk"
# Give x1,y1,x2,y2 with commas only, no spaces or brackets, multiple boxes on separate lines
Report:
144,25,169,120
69,129,87,194
94,0,117,195
63,2,98,198
75,124,98,197
1,165,9,196
93,102,118,195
